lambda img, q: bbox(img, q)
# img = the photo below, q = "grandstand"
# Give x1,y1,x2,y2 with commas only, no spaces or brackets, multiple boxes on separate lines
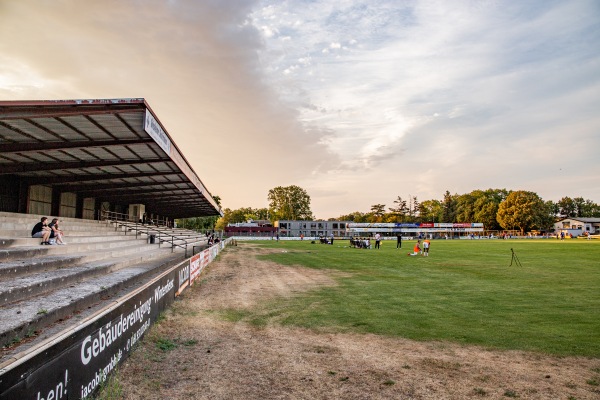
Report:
0,211,210,349
0,99,226,398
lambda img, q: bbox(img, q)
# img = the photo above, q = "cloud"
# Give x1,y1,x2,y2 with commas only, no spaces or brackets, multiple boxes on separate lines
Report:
0,0,340,210
250,0,600,216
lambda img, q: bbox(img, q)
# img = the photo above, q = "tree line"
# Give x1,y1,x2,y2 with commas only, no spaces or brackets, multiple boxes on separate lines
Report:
179,186,599,235
337,190,600,234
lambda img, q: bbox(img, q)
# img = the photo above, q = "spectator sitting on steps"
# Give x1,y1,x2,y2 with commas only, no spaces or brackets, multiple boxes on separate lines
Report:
49,218,67,245
31,216,52,245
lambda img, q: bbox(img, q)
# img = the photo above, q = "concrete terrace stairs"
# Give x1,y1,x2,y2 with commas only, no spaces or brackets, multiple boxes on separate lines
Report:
0,212,209,353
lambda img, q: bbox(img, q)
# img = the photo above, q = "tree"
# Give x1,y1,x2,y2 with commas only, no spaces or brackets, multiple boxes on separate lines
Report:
496,191,549,235
545,200,559,218
408,195,419,222
337,211,369,222
540,201,558,230
455,192,478,222
442,190,457,222
268,185,313,221
370,204,386,222
212,206,270,231
472,188,509,230
555,197,600,218
582,199,600,217
389,196,408,222
557,197,576,218
419,199,443,222
177,194,222,230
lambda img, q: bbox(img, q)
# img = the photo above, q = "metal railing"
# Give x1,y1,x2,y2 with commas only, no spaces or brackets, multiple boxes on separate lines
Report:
96,209,172,227
99,210,215,257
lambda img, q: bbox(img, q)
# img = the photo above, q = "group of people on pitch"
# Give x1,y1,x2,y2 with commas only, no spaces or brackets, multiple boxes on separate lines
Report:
350,237,371,249
31,216,67,245
408,239,430,256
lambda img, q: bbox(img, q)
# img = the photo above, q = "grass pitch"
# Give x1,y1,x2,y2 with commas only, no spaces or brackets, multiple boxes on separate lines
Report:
242,238,600,357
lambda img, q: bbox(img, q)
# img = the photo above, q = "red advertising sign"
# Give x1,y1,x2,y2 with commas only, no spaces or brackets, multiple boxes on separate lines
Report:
190,253,201,285
200,249,209,270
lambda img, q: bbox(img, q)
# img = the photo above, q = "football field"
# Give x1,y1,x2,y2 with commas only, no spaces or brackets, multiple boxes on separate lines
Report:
248,238,600,357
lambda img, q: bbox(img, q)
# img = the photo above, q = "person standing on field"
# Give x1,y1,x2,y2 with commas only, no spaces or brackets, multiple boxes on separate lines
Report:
375,233,381,249
422,239,430,256
397,234,402,249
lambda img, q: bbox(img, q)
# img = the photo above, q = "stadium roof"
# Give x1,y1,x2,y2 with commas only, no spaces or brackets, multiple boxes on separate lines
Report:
0,98,221,219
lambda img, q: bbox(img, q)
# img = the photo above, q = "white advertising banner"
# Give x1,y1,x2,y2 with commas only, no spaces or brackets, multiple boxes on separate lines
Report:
144,109,171,155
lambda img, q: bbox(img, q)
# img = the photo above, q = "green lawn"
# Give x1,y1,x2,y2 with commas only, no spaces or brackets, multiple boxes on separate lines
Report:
239,238,600,357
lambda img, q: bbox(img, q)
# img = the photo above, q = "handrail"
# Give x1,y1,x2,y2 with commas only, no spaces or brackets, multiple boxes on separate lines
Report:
99,210,215,257
97,209,171,227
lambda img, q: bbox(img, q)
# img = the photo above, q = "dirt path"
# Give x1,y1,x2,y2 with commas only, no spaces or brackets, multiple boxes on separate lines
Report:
116,243,600,399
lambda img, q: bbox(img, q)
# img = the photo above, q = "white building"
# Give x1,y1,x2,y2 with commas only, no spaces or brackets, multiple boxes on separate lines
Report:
275,220,351,238
553,217,600,237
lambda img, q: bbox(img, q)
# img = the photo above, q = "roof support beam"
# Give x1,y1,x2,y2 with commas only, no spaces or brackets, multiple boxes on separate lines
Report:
0,138,155,154
24,171,183,185
97,188,197,199
63,180,189,194
0,159,169,174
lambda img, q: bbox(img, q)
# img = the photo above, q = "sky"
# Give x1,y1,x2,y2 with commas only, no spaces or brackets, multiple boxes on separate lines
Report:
1,0,599,219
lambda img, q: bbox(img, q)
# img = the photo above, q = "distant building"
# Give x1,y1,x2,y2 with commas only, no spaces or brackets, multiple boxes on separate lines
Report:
553,217,600,237
224,220,276,237
275,220,351,238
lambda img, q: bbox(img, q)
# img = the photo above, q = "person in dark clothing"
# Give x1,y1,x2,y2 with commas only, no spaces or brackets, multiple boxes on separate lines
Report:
31,216,52,245
396,234,402,248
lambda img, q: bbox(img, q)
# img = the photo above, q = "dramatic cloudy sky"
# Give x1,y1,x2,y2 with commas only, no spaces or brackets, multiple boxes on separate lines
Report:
1,0,599,218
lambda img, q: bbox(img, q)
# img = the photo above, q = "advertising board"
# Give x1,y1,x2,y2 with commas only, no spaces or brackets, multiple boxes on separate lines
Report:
0,270,177,399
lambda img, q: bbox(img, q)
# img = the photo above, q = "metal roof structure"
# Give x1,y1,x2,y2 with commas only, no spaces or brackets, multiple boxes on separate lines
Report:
0,98,221,219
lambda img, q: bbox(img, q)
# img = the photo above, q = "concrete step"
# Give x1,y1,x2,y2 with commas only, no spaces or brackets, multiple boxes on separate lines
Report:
0,234,138,249
0,242,177,283
0,244,177,306
0,251,185,348
0,255,86,280
0,222,121,234
0,259,118,306
0,237,156,262
0,229,127,240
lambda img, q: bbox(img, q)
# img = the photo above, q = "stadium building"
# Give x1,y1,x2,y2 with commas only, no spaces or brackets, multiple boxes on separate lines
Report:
0,98,224,399
224,220,277,237
275,220,351,238
553,217,600,237
0,98,221,222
